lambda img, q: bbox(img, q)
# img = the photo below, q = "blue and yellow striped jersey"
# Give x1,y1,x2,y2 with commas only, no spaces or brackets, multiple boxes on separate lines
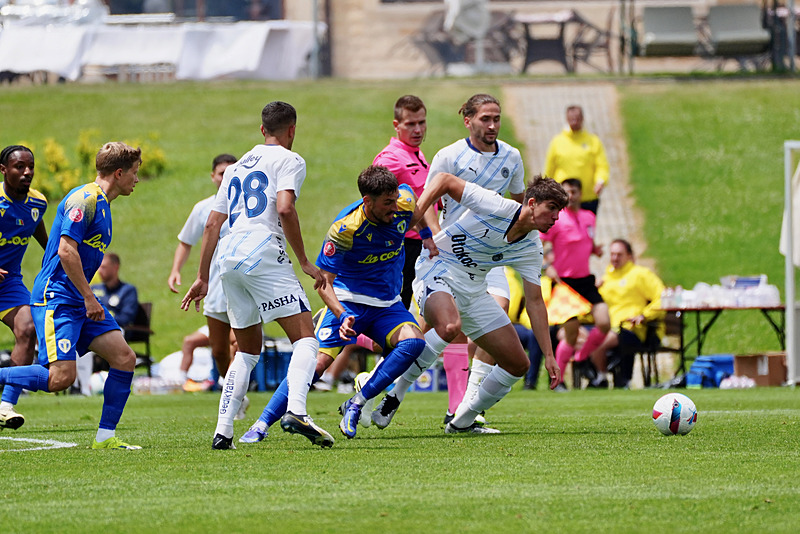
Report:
32,183,112,306
0,185,47,278
316,184,415,305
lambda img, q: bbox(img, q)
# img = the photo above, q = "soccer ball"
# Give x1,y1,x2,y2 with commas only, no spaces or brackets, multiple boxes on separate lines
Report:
652,393,697,435
89,371,108,395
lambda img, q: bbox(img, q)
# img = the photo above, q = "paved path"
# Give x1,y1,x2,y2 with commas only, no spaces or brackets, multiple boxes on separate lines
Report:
503,82,650,273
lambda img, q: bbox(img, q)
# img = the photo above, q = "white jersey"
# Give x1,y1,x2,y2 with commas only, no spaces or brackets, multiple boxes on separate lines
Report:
427,137,525,230
416,182,543,297
178,194,230,316
212,143,306,236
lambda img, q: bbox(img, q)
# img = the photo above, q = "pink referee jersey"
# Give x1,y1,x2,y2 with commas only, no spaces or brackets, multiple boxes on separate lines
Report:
373,137,428,239
540,207,596,278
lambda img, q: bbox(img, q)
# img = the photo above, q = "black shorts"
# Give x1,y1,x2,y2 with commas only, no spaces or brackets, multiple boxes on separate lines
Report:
560,275,604,305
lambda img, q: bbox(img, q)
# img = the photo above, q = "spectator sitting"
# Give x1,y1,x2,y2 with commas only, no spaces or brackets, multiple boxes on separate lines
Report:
591,239,666,388
92,252,139,335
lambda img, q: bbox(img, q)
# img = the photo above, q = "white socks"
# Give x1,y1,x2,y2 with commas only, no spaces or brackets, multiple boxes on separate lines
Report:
215,351,260,438
451,365,522,428
393,329,446,402
285,337,319,415
461,358,494,407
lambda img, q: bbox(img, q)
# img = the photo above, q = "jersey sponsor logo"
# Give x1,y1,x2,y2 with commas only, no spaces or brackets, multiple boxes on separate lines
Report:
396,220,407,234
0,208,5,217
318,327,332,341
31,208,40,222
323,241,336,257
83,234,108,254
450,234,478,268
492,253,504,262
57,339,72,354
0,232,31,247
238,153,263,169
357,244,403,264
502,167,510,178
68,207,84,222
338,224,347,233
261,293,298,311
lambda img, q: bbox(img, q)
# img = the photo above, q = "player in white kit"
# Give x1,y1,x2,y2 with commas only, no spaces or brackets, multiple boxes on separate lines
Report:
372,94,526,427
408,171,567,432
181,101,328,449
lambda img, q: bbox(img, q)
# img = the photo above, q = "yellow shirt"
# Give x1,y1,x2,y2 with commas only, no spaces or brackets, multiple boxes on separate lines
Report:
598,261,665,342
544,128,610,202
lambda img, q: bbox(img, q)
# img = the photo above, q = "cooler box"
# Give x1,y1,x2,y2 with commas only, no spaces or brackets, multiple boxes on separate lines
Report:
686,354,734,388
255,338,293,391
734,352,786,386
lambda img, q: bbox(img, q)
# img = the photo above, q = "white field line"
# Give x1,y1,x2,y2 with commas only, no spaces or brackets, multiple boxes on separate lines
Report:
0,436,79,452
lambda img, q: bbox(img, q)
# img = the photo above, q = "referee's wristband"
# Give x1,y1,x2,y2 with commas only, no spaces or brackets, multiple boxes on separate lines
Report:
419,227,433,240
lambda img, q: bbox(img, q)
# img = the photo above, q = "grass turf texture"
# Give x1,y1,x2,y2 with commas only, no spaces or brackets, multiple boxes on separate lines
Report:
2,387,799,533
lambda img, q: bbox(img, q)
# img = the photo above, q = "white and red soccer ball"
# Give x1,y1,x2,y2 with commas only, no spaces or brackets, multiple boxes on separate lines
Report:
652,393,697,435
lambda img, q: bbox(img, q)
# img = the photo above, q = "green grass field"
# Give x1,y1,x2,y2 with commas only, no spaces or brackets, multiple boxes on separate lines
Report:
2,387,799,533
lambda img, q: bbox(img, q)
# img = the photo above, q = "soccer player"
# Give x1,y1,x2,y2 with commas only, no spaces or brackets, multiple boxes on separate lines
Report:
0,142,143,449
540,178,611,389
168,153,238,392
240,165,427,444
181,101,327,450
382,171,567,433
0,145,48,430
373,93,526,426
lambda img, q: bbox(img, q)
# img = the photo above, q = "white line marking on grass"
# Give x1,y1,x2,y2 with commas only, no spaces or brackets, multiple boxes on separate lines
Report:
702,409,800,415
0,436,79,452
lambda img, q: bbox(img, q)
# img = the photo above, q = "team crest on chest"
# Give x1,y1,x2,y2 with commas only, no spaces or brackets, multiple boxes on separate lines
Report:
492,253,504,262
396,220,407,234
502,167,510,178
31,208,39,221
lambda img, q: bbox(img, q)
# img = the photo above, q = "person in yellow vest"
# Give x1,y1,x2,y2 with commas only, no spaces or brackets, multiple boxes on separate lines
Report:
593,239,665,388
544,105,609,214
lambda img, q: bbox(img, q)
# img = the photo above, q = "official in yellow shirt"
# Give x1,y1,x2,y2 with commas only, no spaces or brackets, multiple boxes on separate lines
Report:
544,105,609,213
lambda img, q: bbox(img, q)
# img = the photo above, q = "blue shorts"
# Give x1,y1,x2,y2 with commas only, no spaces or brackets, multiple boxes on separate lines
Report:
315,301,418,355
31,303,121,365
0,275,31,320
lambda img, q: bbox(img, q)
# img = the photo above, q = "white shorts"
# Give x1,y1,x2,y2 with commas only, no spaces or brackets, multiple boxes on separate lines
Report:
486,266,510,301
218,232,311,329
412,259,510,340
203,277,229,321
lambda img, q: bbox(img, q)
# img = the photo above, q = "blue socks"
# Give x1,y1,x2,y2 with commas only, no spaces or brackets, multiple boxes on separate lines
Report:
257,371,320,427
98,368,133,431
1,384,22,405
0,365,50,393
359,338,426,400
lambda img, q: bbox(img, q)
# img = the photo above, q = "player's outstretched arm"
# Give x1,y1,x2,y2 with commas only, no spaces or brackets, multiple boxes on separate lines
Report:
181,210,225,312
523,279,560,390
409,172,465,229
276,189,325,290
168,242,192,293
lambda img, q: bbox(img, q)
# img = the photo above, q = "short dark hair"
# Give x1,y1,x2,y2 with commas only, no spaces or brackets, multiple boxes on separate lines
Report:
562,178,582,190
96,142,141,175
525,175,568,209
105,252,121,266
459,93,500,118
394,95,426,121
261,101,296,136
611,238,634,255
567,105,583,115
212,153,237,170
358,165,398,198
0,145,33,166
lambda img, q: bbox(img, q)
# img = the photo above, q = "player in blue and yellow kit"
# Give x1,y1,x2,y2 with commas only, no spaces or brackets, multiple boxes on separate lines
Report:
240,165,427,443
0,145,48,431
0,142,143,449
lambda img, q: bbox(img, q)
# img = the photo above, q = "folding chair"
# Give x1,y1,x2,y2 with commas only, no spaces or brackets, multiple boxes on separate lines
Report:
124,302,154,377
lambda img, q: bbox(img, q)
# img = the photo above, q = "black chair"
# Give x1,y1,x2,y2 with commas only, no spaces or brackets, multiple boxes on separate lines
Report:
124,302,154,377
